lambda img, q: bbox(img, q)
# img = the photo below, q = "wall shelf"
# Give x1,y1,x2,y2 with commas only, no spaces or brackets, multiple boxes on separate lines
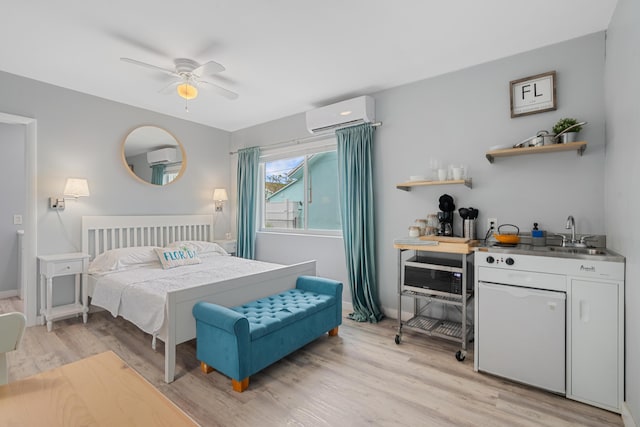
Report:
485,141,587,163
396,179,472,191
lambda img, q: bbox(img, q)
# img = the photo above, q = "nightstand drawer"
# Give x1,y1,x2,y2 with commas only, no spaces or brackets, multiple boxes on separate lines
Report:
53,260,84,275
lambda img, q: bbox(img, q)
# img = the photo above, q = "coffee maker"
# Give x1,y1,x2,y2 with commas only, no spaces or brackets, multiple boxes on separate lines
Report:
437,194,455,236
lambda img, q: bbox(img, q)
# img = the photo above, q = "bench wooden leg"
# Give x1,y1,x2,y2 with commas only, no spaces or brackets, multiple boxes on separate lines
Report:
328,327,339,336
232,377,249,392
200,361,214,374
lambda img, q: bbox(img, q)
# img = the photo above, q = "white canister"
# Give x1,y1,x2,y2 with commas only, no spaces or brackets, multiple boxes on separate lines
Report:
414,219,427,236
408,226,420,237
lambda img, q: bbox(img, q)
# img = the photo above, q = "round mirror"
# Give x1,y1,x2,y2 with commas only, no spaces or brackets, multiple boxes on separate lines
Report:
121,126,186,186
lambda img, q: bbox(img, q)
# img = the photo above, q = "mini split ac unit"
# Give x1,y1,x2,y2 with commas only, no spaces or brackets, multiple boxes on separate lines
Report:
147,147,177,165
305,96,375,134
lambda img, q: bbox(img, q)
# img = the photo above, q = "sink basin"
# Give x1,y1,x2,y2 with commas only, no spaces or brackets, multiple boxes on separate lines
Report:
546,247,608,256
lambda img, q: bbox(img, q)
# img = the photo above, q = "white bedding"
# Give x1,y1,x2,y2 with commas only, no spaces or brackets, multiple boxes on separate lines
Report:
90,254,283,336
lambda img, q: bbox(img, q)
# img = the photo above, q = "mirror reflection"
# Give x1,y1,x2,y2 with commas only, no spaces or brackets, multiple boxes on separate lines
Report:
121,126,186,186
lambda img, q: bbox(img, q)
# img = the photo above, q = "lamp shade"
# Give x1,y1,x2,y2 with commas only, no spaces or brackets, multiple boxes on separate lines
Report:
63,178,90,198
213,188,228,201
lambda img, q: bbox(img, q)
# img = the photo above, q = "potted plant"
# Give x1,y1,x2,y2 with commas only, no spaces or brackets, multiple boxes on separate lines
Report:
552,118,583,143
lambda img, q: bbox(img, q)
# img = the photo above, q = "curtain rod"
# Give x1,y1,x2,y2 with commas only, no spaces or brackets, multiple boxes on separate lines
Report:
229,121,382,155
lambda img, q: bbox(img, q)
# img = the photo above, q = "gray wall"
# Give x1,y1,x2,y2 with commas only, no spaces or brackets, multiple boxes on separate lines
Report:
232,33,607,315
0,123,26,294
0,71,231,304
604,0,639,422
376,32,605,315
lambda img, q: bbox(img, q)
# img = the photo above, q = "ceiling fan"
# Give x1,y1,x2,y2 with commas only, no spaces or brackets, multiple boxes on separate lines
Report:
120,57,239,107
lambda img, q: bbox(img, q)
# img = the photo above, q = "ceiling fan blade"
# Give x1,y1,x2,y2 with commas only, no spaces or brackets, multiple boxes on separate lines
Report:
199,80,239,100
193,60,225,77
120,58,178,77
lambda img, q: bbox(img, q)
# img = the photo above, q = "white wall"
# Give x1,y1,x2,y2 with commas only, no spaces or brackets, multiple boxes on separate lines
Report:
604,0,639,422
232,33,607,315
0,70,231,304
0,123,26,293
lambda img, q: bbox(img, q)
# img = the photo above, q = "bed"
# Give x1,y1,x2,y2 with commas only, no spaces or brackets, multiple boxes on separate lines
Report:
81,215,316,383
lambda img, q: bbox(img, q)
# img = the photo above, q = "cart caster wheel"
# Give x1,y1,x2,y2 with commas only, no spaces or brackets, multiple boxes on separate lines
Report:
395,334,401,345
455,350,466,362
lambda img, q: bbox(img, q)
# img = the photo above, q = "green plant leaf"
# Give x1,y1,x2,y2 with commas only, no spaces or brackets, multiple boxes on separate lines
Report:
553,117,582,134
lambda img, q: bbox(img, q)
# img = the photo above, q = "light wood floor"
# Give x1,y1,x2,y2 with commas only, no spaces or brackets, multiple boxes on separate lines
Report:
2,298,622,427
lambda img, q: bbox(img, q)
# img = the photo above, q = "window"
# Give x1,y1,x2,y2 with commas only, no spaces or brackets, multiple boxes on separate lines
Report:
259,139,341,234
163,163,181,185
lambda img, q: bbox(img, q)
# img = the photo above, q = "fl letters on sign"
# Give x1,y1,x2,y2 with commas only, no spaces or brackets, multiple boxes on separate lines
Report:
510,71,557,118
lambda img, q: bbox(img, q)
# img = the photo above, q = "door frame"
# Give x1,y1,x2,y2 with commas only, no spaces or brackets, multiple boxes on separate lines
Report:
0,112,37,326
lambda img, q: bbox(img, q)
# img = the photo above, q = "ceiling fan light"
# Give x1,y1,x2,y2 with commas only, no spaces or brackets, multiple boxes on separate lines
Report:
177,83,198,100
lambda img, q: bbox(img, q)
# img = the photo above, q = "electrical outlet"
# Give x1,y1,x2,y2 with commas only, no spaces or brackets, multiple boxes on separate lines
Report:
487,217,497,231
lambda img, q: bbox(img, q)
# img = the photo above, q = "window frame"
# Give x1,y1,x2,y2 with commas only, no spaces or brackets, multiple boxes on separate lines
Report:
258,137,342,237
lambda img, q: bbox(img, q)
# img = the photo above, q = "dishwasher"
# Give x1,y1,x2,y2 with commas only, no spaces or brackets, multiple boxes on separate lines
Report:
475,251,567,394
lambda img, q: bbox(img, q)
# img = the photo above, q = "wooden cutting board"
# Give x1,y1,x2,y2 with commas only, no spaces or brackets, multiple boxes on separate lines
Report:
419,235,470,243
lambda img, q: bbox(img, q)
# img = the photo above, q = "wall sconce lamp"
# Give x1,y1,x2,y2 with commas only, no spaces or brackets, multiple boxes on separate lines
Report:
213,188,228,212
49,178,91,210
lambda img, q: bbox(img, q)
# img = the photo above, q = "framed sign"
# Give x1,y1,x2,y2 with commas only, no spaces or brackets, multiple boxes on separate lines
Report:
510,71,556,118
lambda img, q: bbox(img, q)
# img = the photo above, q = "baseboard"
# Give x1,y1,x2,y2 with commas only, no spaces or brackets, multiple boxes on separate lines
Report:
382,305,413,321
342,300,353,313
342,301,412,321
622,402,638,427
0,289,18,299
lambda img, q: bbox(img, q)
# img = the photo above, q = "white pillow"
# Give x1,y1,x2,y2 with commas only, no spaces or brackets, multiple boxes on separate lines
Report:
154,247,202,269
89,246,161,274
165,240,228,256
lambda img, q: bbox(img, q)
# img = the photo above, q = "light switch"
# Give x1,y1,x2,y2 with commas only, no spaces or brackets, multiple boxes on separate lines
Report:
13,214,22,225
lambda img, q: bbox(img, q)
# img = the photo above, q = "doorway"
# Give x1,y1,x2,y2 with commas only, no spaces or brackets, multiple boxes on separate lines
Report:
0,124,26,299
0,112,37,326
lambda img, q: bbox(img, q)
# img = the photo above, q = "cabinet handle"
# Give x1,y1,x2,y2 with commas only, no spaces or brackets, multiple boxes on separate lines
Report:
579,300,590,322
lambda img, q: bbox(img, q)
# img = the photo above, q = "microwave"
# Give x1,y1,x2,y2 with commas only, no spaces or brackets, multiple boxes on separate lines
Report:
403,255,473,296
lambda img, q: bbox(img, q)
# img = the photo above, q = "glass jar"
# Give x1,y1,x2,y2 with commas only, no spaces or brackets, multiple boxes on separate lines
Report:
427,214,439,228
414,219,427,236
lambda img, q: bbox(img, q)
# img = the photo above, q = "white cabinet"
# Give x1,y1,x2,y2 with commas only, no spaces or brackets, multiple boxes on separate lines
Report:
568,277,623,412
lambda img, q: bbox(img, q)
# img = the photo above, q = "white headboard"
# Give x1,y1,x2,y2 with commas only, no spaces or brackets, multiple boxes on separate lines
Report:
82,215,214,259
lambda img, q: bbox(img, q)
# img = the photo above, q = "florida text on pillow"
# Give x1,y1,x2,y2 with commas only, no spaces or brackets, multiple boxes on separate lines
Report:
155,247,202,269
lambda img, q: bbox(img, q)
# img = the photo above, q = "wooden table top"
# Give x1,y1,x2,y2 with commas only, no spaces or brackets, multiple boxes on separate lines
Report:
0,351,198,426
394,239,479,254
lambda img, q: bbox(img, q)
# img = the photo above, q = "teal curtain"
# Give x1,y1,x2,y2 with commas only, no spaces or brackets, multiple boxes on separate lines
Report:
336,124,383,323
236,147,260,259
151,164,165,185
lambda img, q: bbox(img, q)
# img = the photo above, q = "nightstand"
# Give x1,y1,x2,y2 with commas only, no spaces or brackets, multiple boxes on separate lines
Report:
38,252,90,332
214,239,237,256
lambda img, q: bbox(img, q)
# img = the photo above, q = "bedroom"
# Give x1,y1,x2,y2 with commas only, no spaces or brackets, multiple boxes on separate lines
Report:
0,0,638,425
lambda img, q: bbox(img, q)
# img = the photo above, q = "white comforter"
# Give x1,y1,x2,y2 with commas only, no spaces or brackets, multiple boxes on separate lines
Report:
90,254,282,336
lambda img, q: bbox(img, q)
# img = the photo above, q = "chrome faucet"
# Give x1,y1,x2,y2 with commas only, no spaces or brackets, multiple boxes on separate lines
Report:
566,215,576,244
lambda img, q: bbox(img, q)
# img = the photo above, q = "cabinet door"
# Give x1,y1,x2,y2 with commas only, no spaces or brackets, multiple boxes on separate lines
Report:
570,279,619,410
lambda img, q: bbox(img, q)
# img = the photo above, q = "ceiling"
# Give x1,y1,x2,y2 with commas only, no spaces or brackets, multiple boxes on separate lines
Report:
1,1,617,132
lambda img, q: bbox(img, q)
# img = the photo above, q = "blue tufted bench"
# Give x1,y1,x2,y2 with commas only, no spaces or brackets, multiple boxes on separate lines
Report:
192,276,342,392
